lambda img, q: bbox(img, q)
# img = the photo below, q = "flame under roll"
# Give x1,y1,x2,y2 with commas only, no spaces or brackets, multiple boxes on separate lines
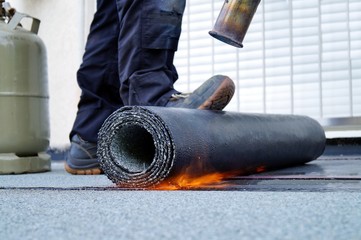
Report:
98,106,326,189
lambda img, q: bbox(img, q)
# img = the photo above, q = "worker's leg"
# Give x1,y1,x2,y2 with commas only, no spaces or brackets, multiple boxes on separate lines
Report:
115,0,186,106
66,0,122,174
115,0,235,110
70,0,123,143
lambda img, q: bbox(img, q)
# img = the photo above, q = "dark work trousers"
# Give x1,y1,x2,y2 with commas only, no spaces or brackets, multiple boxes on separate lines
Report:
70,0,186,143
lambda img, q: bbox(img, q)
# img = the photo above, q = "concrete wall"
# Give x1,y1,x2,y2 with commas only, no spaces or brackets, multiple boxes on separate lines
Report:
9,0,95,148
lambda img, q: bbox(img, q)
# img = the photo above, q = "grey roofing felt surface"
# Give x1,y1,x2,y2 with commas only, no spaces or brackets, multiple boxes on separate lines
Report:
1,159,361,240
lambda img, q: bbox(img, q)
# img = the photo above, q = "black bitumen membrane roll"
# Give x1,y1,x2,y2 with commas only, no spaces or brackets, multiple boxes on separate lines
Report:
98,106,326,189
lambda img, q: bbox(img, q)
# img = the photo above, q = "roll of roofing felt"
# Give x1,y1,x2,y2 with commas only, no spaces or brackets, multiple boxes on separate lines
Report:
98,106,325,189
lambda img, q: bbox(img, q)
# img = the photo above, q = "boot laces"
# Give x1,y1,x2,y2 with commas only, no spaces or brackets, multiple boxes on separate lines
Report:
170,93,191,101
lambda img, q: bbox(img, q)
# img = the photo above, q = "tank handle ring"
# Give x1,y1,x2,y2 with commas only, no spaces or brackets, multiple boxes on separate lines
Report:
7,11,40,34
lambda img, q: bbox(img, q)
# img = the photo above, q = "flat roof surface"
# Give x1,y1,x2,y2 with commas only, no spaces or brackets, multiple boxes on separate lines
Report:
1,152,361,240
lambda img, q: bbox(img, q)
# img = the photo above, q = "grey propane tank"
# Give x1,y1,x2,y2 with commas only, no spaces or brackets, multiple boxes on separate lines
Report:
0,5,50,174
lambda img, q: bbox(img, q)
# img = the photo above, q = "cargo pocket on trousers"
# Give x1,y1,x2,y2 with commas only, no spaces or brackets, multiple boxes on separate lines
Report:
142,12,183,51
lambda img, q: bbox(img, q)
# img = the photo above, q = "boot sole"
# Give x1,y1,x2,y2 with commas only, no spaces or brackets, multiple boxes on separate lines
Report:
197,76,235,110
64,162,103,175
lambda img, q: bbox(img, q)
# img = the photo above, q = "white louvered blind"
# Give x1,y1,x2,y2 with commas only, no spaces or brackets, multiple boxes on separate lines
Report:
174,0,361,119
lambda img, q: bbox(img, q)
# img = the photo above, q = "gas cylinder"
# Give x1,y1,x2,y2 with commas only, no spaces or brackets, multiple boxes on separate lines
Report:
0,6,51,174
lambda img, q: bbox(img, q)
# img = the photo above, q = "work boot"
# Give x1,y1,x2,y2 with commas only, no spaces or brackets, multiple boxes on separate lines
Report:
65,135,103,175
166,75,235,110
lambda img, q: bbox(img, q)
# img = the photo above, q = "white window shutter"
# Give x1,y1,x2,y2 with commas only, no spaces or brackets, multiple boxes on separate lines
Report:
174,0,361,120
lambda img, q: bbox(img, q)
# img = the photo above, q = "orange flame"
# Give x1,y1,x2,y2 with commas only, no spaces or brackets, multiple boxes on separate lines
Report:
153,172,232,190
149,156,267,190
256,165,266,173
